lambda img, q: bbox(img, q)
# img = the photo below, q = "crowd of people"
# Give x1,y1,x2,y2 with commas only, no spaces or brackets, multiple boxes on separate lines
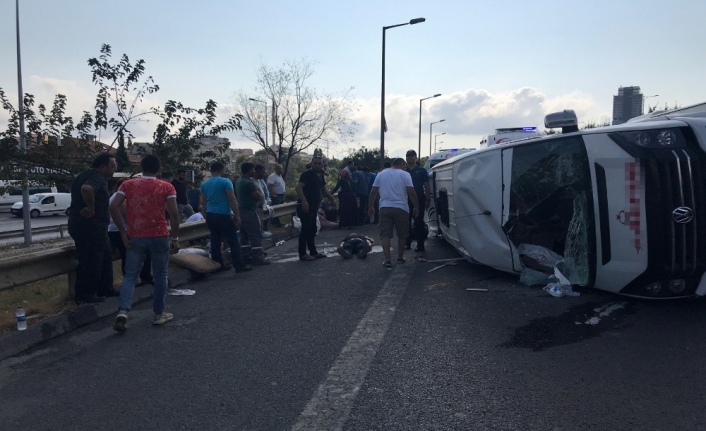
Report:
65,149,430,331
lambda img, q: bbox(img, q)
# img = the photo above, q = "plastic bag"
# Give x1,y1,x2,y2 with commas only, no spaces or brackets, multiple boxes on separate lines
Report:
177,248,209,257
543,282,580,298
292,216,302,229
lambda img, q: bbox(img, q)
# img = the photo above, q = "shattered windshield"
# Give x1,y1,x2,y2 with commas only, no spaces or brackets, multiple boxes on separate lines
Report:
504,136,594,285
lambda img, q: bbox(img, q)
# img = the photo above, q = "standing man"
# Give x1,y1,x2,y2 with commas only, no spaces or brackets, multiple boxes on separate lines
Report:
267,164,286,227
253,165,272,238
68,153,117,304
111,155,180,332
405,150,431,252
295,154,336,261
200,162,252,273
367,158,418,268
351,165,369,225
186,181,201,213
236,163,270,265
363,167,379,224
343,160,355,174
172,169,194,220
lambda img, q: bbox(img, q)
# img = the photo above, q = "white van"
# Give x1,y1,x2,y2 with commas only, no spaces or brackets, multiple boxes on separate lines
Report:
424,149,476,171
10,193,71,218
429,103,706,299
0,181,56,212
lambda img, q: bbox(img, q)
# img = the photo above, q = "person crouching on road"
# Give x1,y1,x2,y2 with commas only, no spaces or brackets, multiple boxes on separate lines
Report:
110,155,181,332
199,162,252,273
295,153,336,261
336,233,373,259
67,152,118,304
236,163,270,266
367,158,419,268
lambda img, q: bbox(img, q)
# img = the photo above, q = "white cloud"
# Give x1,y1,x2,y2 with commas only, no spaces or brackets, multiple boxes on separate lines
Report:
342,86,610,159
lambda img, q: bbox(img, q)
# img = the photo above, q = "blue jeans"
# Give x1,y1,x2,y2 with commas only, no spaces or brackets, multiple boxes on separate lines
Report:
118,236,170,314
205,212,244,268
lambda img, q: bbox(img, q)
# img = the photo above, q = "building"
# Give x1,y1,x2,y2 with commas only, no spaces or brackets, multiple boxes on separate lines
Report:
612,86,644,125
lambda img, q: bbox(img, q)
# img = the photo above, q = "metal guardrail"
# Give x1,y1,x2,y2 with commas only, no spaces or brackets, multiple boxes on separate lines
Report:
0,224,68,240
0,202,300,292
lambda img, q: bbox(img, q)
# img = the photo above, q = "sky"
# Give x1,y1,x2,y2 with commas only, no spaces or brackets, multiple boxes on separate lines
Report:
1,0,705,160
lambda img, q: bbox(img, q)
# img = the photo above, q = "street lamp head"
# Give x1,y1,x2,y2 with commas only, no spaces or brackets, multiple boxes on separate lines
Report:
440,119,446,123
249,98,263,102
409,18,426,25
434,94,441,97
442,132,446,135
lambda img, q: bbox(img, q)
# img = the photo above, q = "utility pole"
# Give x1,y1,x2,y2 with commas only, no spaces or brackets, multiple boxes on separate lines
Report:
16,0,32,246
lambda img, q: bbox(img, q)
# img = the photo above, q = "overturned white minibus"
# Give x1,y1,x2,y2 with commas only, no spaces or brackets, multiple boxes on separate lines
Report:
428,103,706,298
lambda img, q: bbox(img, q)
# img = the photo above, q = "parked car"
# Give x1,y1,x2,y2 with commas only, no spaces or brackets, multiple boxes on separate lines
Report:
0,181,56,212
428,102,706,298
11,193,71,218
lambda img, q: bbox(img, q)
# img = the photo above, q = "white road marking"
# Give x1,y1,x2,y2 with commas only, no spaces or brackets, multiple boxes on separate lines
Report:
291,262,414,431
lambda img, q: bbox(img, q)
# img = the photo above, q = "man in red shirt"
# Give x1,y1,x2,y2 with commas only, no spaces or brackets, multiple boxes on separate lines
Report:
110,155,181,332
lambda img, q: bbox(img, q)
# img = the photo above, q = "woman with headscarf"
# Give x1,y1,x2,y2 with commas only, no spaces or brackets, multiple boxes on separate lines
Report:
332,169,358,228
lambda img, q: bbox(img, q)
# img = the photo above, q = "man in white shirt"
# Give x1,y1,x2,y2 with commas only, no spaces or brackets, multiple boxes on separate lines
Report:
367,158,419,268
267,164,286,227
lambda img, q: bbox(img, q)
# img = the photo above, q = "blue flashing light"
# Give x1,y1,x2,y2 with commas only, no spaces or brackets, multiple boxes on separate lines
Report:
449,148,458,152
522,126,537,132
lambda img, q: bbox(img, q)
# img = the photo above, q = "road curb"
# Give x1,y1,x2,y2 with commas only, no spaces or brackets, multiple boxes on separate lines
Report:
0,229,300,362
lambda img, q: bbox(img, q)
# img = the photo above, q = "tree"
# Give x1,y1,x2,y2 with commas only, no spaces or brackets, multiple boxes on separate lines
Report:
146,99,242,173
342,146,389,171
88,44,159,148
0,90,99,193
235,59,357,180
580,120,611,130
115,130,131,172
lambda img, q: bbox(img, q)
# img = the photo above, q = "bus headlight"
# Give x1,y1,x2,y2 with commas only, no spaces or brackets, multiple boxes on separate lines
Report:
669,279,686,294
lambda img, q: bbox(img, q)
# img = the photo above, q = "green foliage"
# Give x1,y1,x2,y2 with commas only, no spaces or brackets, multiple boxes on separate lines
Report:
340,146,390,171
115,130,131,172
87,44,159,147
146,99,242,173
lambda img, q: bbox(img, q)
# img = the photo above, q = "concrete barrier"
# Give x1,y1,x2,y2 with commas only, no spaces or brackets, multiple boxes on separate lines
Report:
0,202,300,292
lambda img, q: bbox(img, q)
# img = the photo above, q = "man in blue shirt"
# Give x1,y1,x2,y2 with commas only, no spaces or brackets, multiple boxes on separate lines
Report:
404,150,431,252
199,162,252,273
351,166,369,225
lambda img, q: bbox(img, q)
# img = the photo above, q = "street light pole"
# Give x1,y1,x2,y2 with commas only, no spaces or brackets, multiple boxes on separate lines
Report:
429,119,445,157
435,132,446,153
418,93,441,157
642,94,659,115
16,0,31,246
380,17,425,171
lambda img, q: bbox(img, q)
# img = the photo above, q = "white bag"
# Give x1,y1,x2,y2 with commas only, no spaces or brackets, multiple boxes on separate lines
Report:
292,216,302,229
316,215,321,234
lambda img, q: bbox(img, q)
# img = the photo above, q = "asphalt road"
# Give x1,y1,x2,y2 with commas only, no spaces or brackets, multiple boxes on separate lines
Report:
1,225,706,430
0,211,68,232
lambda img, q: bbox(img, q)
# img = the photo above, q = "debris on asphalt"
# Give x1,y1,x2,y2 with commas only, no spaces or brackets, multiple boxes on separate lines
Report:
425,258,465,264
543,283,580,298
168,289,196,296
466,288,489,292
427,261,460,273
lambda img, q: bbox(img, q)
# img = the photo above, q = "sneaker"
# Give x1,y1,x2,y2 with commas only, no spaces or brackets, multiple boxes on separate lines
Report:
113,309,128,333
262,231,273,238
252,258,272,266
337,247,353,259
153,312,174,325
383,261,392,268
397,258,407,264
235,264,253,273
357,244,372,259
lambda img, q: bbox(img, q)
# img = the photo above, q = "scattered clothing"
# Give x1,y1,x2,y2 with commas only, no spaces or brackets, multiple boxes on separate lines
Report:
186,212,204,223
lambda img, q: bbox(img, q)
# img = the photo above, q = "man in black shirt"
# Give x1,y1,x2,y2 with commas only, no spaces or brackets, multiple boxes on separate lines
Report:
405,150,431,252
172,169,194,220
295,154,336,261
68,153,117,303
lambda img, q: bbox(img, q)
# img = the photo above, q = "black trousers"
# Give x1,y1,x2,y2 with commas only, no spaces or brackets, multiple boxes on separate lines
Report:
68,219,113,300
108,231,153,282
297,206,319,257
357,193,369,224
205,212,244,268
406,201,428,247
